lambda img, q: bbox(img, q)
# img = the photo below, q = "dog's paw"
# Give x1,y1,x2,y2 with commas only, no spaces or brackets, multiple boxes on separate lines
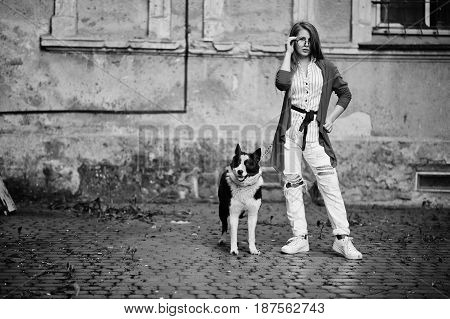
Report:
230,248,239,255
218,233,227,245
249,247,261,255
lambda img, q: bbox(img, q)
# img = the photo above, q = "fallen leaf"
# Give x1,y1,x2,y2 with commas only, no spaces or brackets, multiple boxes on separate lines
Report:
170,220,190,224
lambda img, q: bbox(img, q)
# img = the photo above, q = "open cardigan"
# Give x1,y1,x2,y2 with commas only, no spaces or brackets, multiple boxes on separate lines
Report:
270,59,352,173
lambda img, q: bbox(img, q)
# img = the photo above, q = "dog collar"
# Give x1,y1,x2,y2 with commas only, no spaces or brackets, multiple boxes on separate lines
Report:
226,166,262,187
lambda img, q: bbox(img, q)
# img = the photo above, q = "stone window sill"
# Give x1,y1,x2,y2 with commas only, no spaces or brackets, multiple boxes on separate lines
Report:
40,35,185,53
359,35,450,51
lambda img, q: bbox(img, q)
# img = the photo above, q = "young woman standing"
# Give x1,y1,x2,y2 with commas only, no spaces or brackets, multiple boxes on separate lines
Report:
270,21,362,259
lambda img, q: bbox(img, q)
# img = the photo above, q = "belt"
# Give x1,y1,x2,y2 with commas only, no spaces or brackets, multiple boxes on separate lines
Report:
291,106,317,151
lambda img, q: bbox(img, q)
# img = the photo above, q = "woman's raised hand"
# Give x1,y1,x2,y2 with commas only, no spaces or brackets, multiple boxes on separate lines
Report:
285,36,297,54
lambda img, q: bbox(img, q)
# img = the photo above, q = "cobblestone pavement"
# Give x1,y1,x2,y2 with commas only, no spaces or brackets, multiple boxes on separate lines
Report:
0,200,449,299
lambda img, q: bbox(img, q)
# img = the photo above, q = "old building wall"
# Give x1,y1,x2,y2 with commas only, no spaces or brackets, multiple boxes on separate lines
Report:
0,0,449,205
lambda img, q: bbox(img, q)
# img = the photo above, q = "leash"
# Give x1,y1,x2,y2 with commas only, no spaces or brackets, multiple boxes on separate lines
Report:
260,144,273,161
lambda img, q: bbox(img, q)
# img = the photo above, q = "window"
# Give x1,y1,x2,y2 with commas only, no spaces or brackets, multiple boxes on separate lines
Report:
372,0,450,35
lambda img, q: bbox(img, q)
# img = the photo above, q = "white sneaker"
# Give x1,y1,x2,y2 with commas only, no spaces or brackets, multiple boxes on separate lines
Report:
332,237,362,260
281,235,309,254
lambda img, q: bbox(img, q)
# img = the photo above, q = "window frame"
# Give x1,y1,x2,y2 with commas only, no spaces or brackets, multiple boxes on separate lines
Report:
371,0,450,36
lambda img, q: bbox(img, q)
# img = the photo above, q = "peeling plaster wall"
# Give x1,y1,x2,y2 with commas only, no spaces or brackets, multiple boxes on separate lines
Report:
1,52,186,112
77,0,148,39
336,139,450,204
217,1,291,43
337,59,449,138
311,0,351,43
0,0,449,206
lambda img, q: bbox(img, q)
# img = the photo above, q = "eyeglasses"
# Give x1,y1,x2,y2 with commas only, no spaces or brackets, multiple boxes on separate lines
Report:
296,37,310,46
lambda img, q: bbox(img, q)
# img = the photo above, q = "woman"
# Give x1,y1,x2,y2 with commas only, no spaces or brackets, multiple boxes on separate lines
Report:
270,21,362,259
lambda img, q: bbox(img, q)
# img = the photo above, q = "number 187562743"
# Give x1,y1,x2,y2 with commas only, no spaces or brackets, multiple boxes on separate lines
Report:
254,302,325,314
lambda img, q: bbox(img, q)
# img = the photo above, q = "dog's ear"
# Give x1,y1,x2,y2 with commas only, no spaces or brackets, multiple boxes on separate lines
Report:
254,148,261,162
235,144,241,155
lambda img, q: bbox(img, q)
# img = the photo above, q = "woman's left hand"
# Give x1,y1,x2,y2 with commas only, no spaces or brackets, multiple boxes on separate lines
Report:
324,118,334,133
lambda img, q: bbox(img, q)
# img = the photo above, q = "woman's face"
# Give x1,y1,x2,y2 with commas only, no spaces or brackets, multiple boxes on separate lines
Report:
294,28,311,58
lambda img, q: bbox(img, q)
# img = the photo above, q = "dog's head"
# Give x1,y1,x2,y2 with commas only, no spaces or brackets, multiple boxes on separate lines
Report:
230,144,262,182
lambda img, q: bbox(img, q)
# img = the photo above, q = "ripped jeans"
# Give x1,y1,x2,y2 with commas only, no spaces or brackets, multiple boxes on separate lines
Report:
283,129,350,237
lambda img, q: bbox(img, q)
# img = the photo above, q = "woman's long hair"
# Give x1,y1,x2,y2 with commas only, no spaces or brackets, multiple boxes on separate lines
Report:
289,21,324,72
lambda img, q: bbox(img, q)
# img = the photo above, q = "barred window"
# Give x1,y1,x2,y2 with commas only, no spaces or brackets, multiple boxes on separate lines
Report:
372,0,450,35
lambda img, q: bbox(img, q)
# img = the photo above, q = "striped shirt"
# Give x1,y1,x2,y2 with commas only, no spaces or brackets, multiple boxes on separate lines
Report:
290,58,323,143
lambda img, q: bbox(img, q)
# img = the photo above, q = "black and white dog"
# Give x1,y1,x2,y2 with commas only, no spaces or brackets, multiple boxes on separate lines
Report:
218,144,263,255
